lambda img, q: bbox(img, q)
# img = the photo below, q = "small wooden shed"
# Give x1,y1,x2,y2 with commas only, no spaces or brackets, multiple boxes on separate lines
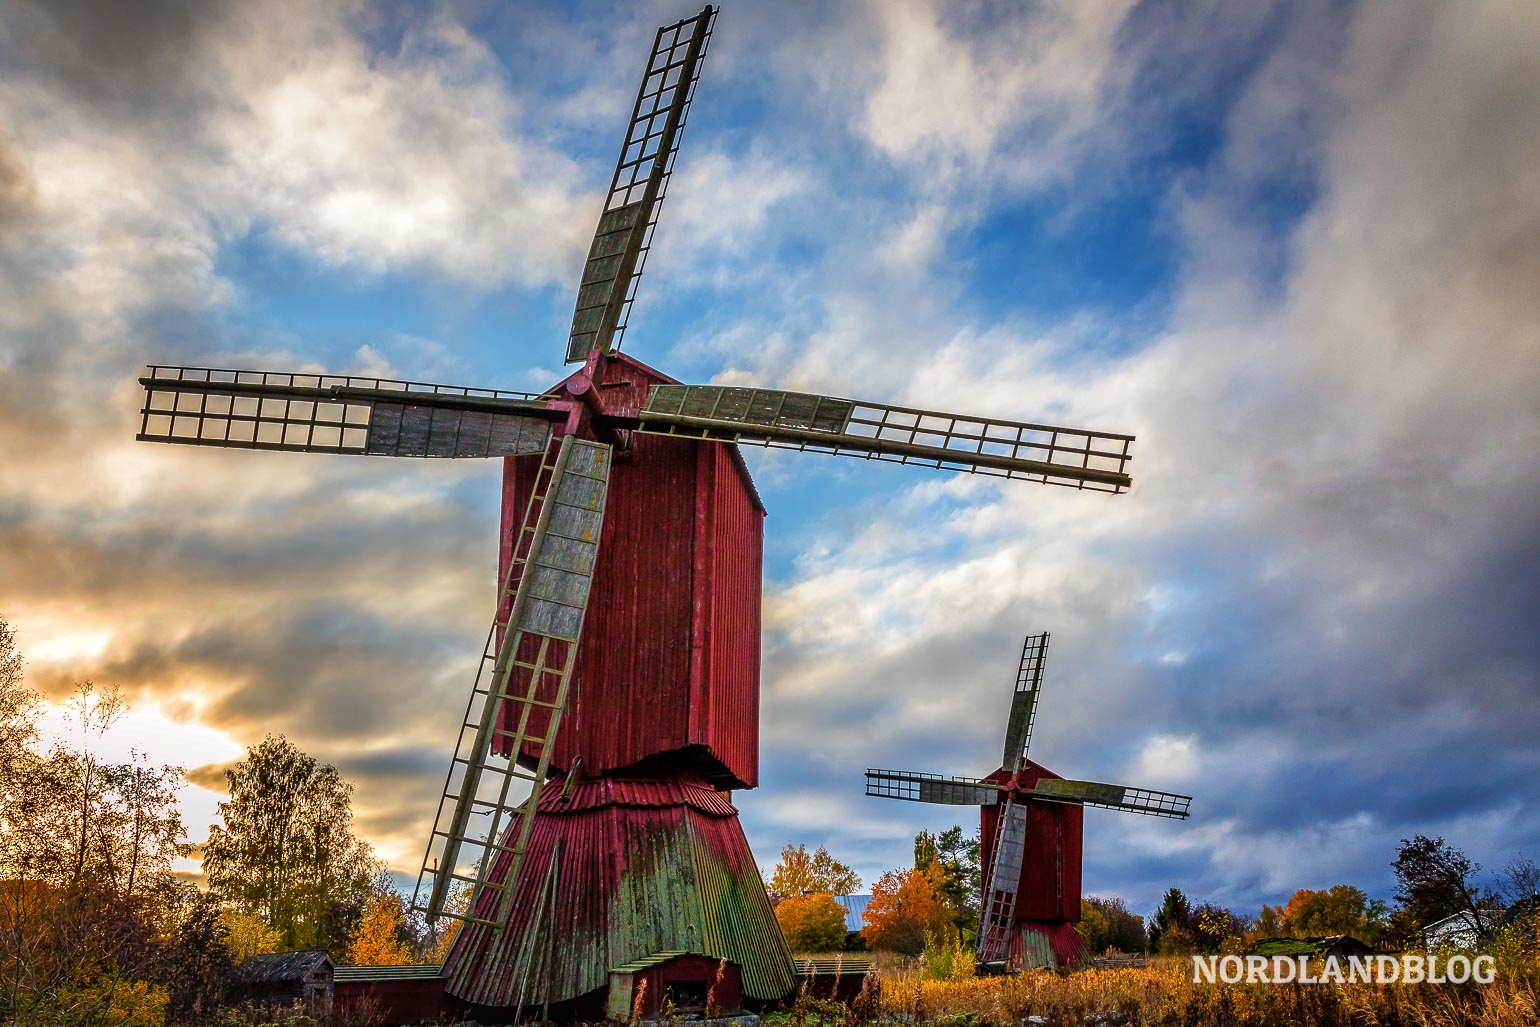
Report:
333,963,446,1024
604,951,743,1020
231,950,334,1017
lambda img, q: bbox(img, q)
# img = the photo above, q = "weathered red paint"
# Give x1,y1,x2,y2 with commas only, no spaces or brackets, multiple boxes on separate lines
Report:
495,354,765,790
334,975,445,1025
443,772,793,1009
979,761,1086,955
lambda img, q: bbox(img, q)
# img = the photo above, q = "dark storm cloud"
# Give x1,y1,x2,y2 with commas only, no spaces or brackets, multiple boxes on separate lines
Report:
6,0,233,115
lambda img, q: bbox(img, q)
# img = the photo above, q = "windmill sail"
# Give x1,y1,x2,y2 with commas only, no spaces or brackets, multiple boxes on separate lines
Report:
415,436,612,932
138,365,558,458
1028,777,1192,819
865,769,999,806
565,5,716,363
638,385,1133,491
1002,632,1048,771
978,799,1029,962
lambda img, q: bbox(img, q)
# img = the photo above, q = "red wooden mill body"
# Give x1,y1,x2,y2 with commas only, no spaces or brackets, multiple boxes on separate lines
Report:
496,354,764,789
444,353,792,1015
979,764,1088,967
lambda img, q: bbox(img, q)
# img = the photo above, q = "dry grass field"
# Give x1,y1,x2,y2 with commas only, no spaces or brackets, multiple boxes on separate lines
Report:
767,952,1540,1027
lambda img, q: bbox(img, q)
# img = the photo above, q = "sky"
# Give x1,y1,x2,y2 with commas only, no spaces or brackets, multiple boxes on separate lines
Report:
1,0,1538,921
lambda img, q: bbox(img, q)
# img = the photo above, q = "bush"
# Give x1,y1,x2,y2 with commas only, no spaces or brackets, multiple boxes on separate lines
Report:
921,931,976,981
1156,924,1196,957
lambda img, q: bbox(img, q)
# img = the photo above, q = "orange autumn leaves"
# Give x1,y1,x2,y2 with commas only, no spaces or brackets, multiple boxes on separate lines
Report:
862,862,953,955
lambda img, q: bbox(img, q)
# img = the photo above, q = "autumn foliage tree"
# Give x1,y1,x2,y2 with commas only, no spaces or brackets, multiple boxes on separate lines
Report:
861,864,951,955
768,843,861,898
347,890,413,965
774,892,848,953
1279,884,1389,943
0,623,192,1025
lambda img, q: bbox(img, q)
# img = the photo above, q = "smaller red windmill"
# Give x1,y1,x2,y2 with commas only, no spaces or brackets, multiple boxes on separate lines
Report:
866,631,1191,969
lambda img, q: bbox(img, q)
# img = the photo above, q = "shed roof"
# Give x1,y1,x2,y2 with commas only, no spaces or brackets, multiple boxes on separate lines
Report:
793,956,873,977
235,951,333,983
333,964,442,983
609,950,739,974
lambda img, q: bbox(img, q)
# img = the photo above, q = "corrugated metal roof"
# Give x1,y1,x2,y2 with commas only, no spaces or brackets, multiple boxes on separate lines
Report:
444,772,794,1008
793,956,873,977
831,894,871,934
333,964,443,983
539,775,736,815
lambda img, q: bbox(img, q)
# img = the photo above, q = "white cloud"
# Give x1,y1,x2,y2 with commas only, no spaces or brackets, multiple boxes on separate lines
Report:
856,0,1135,190
1131,735,1199,784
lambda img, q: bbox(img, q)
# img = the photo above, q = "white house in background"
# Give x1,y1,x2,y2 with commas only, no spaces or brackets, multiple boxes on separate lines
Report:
1422,909,1496,950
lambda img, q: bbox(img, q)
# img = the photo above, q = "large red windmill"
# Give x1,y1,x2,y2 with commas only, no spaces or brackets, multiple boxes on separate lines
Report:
133,6,1138,1016
866,632,1191,969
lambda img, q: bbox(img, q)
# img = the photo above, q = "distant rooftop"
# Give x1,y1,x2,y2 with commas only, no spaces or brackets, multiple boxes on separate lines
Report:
235,950,333,983
832,894,871,934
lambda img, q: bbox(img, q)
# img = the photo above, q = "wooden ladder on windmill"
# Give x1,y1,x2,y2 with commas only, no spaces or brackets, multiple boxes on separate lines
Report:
415,434,612,932
978,798,1028,963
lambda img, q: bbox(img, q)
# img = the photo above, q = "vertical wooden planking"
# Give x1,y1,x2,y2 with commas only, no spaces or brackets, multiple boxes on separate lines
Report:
495,356,764,788
978,760,1087,945
704,443,764,788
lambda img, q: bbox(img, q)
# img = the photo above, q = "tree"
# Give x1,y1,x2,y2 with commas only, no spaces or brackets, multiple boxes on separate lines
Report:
915,826,980,940
221,909,282,960
0,653,185,897
1279,885,1388,943
1077,896,1146,954
861,864,952,955
420,881,470,964
61,681,125,888
0,622,204,1024
1498,854,1540,907
1255,904,1285,939
203,735,380,952
157,889,236,1024
774,892,848,953
1148,887,1192,952
1192,903,1249,952
1392,835,1493,937
347,891,414,965
0,619,48,881
768,843,861,898
0,616,36,788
